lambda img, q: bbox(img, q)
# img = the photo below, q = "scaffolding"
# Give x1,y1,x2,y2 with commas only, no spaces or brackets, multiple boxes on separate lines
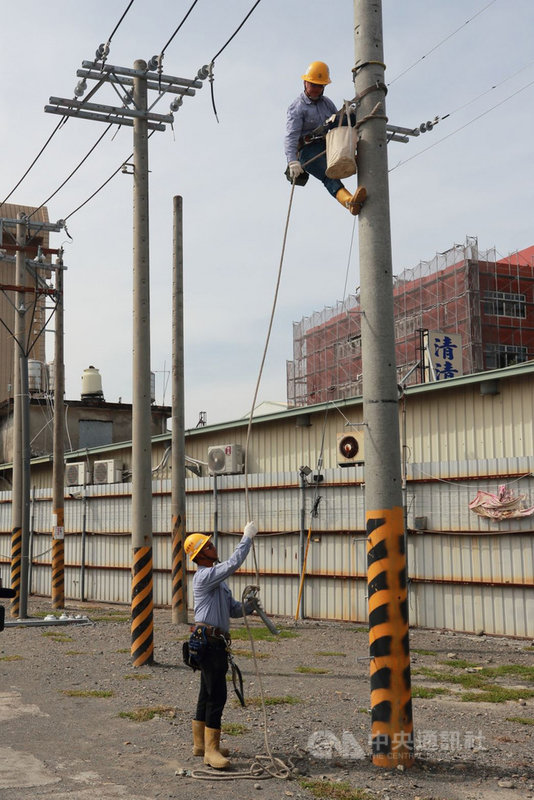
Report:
287,236,534,407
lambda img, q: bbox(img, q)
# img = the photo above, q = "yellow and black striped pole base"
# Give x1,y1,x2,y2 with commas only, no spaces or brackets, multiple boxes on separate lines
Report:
10,526,21,618
171,514,187,623
367,506,414,768
131,546,154,666
52,539,65,609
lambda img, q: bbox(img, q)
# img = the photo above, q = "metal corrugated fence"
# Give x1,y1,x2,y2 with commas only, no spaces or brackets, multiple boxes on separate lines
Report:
0,458,532,636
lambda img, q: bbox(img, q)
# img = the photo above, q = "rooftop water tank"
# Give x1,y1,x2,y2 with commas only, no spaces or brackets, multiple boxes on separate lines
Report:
81,365,104,400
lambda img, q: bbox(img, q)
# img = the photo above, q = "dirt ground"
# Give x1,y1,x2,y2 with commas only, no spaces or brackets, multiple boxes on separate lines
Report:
1,598,533,800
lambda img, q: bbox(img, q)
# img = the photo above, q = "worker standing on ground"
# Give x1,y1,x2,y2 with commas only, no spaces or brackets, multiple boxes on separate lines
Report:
184,522,258,770
285,60,366,215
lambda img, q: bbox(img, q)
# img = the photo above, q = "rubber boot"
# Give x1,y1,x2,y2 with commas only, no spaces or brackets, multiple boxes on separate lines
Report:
192,720,205,756
192,720,229,757
336,186,367,216
203,727,230,769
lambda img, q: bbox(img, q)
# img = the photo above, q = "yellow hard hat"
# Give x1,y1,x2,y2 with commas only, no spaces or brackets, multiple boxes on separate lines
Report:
184,533,211,561
301,61,331,85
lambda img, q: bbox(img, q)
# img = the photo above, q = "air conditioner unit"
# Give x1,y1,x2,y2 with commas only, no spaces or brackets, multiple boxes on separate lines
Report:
207,444,244,475
337,431,365,467
65,462,87,486
93,459,122,484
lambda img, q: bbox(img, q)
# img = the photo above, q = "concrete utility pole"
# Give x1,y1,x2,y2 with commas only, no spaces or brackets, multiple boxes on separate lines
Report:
171,196,187,624
130,60,155,665
353,0,414,767
3,214,64,618
51,253,65,609
46,56,208,664
10,216,26,618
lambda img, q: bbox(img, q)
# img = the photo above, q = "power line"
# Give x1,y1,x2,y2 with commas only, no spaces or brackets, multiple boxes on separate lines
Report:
63,4,265,218
28,125,114,220
387,0,499,86
108,0,136,44
64,130,156,222
160,0,201,57
0,118,67,210
441,56,534,120
208,0,263,121
389,76,534,173
210,0,263,63
0,0,136,212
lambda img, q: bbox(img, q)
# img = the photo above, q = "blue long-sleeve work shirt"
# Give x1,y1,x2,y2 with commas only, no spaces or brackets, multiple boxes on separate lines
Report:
193,535,252,634
284,91,338,163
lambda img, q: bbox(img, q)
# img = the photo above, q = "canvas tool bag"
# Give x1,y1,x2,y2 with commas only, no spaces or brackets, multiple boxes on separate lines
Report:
325,101,357,180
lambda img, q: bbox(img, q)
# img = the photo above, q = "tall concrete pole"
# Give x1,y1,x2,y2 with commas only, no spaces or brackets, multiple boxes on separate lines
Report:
171,195,187,624
51,255,65,608
130,59,154,665
353,0,414,767
10,215,26,618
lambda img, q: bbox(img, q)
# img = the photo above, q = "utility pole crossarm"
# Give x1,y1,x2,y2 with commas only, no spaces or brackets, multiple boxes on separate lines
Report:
80,61,203,89
77,69,198,97
48,97,174,124
44,105,167,131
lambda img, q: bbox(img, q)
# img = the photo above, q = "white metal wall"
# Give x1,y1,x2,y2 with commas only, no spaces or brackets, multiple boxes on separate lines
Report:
0,461,532,636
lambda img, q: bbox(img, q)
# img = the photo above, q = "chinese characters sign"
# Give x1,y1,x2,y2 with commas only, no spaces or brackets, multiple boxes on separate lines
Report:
425,330,463,381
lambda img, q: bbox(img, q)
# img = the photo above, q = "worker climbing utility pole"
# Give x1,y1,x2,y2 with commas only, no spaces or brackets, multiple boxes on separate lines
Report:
353,0,414,767
171,195,187,624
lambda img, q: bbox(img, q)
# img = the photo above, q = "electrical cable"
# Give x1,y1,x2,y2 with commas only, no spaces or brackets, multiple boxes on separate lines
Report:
27,125,114,221
0,118,67,211
389,75,534,174
1,0,135,210
159,0,201,57
63,130,156,222
387,0,499,86
441,56,534,121
107,0,136,45
192,179,299,782
207,0,263,122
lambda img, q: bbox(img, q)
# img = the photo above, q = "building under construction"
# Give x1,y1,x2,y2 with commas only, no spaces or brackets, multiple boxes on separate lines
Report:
287,236,534,406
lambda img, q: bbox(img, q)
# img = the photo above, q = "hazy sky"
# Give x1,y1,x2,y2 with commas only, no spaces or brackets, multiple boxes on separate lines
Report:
1,1,532,428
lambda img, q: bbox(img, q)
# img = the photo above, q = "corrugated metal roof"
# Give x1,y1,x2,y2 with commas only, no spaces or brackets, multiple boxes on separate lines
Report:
0,203,50,227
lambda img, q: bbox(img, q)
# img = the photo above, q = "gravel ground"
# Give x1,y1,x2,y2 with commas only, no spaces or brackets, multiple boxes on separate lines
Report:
1,598,533,800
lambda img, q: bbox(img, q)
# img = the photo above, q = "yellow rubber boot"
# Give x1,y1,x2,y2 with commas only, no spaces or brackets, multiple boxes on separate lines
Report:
336,186,367,216
204,727,230,769
192,720,205,756
192,720,229,757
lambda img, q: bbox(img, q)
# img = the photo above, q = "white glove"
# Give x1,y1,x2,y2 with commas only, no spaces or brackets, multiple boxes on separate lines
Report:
243,521,258,540
288,160,304,180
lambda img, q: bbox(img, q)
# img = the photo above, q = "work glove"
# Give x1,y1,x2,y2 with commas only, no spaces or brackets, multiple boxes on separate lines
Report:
288,160,304,180
243,521,258,540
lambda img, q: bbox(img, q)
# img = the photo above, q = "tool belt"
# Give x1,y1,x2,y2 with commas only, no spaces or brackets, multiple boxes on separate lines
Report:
192,623,230,643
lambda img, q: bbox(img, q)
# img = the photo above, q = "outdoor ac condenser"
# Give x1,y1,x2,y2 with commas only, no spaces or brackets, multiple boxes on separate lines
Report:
65,462,87,486
207,444,244,475
93,459,122,484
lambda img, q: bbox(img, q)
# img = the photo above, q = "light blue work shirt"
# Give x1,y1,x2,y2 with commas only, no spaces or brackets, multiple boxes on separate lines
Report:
284,91,338,162
193,535,252,634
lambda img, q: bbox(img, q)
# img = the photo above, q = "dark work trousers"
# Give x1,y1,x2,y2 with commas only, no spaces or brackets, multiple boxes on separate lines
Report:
195,637,229,729
299,139,344,198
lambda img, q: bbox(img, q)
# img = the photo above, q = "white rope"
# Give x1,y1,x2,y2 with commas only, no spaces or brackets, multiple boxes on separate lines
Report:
190,183,299,783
